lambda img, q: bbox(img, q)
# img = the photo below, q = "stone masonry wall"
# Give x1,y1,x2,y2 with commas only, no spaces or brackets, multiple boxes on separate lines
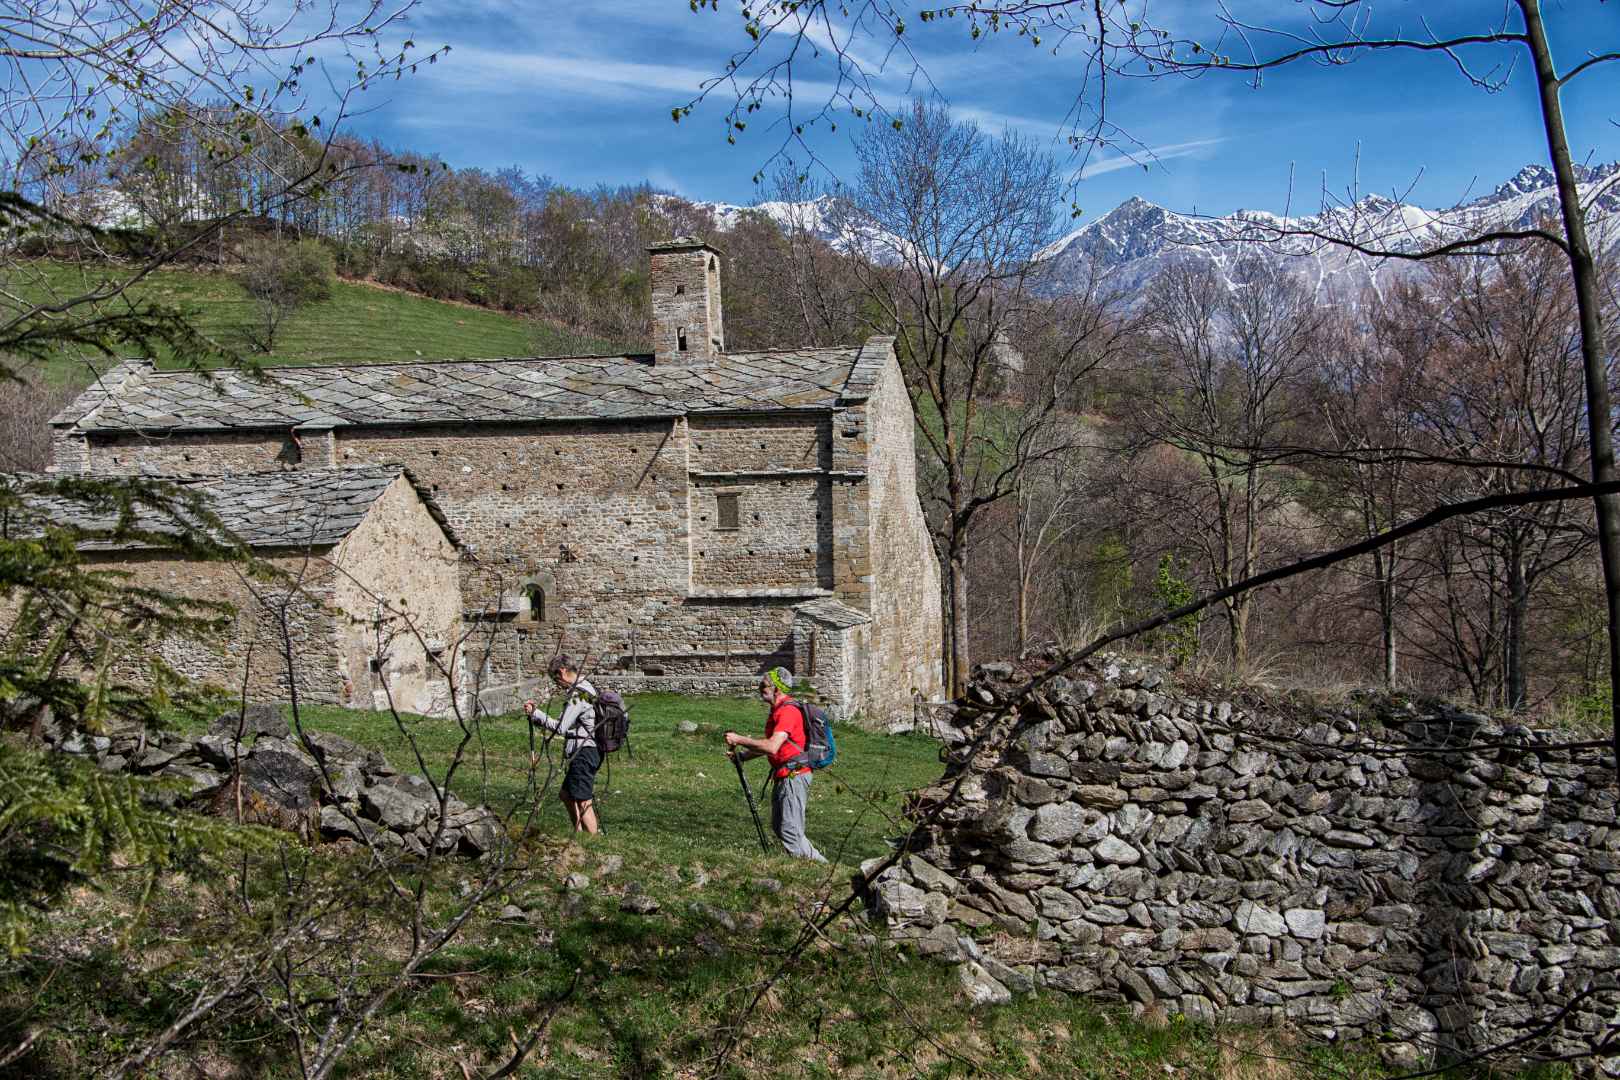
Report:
330,474,465,716
865,660,1620,1074
85,550,346,704
862,351,945,721
689,415,833,591
688,414,828,472
649,242,723,365
689,476,827,589
88,430,298,474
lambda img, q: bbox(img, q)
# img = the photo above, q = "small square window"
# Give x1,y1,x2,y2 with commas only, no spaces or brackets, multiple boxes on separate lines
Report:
675,283,686,295
717,493,740,531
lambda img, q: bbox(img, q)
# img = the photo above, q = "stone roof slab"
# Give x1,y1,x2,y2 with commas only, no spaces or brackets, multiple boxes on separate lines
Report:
1,467,460,552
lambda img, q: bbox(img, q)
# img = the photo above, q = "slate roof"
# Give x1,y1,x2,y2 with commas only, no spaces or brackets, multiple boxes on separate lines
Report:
54,339,894,434
793,598,872,629
1,467,459,551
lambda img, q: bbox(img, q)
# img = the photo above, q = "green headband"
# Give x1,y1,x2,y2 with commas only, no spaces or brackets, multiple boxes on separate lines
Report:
768,669,793,695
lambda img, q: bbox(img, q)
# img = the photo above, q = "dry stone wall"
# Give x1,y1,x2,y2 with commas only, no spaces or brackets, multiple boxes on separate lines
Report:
863,659,1620,1074
32,706,505,858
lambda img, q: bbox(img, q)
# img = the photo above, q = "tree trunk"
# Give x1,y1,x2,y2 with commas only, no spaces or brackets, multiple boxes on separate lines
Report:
948,544,971,697
1015,519,1031,657
1371,544,1398,689
1230,595,1250,674
1521,0,1620,777
1381,579,1398,690
1505,547,1528,711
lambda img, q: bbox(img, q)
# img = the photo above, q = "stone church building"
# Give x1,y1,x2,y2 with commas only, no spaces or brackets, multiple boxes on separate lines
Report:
48,239,944,725
4,467,465,715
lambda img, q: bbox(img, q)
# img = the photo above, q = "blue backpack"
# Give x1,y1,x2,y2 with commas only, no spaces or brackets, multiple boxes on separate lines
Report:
789,700,837,771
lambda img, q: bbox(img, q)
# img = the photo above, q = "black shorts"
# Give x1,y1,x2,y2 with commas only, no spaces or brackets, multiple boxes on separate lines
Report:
562,746,601,802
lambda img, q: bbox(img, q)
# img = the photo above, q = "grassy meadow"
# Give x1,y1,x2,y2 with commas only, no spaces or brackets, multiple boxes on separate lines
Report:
0,695,1438,1079
9,259,617,387
276,693,938,869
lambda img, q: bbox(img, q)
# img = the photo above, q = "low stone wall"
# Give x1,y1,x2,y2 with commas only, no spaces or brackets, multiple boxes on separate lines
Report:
860,659,1620,1074
38,706,505,858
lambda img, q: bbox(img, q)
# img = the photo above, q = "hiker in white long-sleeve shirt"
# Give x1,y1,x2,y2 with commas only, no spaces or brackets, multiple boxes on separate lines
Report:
523,655,600,834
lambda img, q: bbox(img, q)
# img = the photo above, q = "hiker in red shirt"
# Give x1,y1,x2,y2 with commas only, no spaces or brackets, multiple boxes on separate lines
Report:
724,666,826,861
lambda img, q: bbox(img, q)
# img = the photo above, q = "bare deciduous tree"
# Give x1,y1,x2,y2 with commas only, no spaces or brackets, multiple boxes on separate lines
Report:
1,0,444,384
1401,246,1593,709
686,0,1620,784
1133,255,1325,672
238,237,336,354
832,100,1128,693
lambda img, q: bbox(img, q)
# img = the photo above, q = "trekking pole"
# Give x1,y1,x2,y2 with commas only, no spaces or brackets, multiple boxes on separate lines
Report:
731,754,772,855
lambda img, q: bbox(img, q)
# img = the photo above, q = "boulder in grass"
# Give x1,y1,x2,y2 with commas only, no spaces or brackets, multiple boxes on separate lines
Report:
159,763,226,799
621,893,661,915
389,773,442,804
361,783,431,831
209,703,289,740
414,823,460,856
135,746,185,773
299,730,385,772
980,956,1035,995
192,735,244,770
453,809,505,856
240,738,322,812
958,961,1012,1006
320,805,380,843
320,762,367,804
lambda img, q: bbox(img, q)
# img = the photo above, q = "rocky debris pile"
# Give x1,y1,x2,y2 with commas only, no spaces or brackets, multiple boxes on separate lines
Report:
857,658,1620,1075
35,704,504,858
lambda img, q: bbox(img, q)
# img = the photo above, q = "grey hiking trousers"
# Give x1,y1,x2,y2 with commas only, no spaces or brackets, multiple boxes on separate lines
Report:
771,771,826,862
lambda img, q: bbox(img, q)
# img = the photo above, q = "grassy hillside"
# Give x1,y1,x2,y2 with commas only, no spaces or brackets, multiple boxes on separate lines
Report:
11,259,620,386
2,696,1424,1079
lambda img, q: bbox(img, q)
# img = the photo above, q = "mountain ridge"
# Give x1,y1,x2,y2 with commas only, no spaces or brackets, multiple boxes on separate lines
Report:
693,162,1620,299
1031,160,1620,297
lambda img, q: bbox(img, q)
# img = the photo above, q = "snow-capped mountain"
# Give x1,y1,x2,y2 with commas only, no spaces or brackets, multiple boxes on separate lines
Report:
669,192,904,261
1034,162,1620,300
685,162,1620,301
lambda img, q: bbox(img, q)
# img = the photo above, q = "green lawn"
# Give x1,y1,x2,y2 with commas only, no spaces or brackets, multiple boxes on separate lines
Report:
187,694,941,871
2,700,1435,1079
6,259,619,386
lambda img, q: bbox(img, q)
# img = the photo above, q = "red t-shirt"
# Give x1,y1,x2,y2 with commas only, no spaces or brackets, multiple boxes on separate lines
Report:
765,696,810,778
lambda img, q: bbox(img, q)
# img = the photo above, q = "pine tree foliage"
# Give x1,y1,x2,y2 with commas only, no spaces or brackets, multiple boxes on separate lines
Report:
1,469,276,957
1,472,252,731
0,741,274,955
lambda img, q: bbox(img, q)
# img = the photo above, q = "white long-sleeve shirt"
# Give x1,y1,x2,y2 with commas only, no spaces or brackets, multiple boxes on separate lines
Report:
530,679,598,757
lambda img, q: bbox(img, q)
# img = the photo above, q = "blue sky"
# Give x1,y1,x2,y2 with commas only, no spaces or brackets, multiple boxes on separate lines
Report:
343,0,1620,223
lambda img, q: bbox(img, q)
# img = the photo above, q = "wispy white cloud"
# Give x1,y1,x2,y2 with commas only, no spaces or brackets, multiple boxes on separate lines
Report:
1078,137,1226,178
950,103,1071,142
645,165,687,196
431,42,846,111
433,46,716,99
796,10,895,79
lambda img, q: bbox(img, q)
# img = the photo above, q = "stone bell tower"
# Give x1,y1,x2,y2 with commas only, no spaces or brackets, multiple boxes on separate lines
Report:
649,237,724,365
